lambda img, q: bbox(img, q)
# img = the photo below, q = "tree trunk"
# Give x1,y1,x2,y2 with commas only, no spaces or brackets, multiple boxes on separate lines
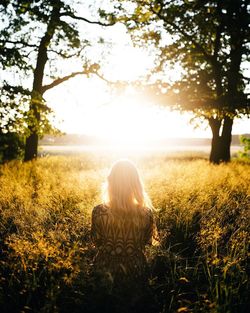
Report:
24,132,39,161
24,3,60,161
24,90,41,161
209,116,234,164
209,117,222,164
220,116,233,162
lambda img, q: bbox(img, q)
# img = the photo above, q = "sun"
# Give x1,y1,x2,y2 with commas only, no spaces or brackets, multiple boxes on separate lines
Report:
91,94,160,147
46,79,212,151
62,88,203,147
44,40,213,148
104,45,154,81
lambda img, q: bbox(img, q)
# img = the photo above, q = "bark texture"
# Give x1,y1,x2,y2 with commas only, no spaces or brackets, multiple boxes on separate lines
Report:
209,117,233,164
24,4,60,161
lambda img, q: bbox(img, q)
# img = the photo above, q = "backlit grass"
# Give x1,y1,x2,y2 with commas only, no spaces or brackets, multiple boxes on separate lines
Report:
0,154,249,313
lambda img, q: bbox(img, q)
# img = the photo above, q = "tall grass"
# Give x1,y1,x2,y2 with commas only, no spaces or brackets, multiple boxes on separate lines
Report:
0,154,249,312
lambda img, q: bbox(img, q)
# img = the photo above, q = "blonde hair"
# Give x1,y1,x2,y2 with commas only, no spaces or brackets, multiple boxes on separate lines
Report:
103,159,153,220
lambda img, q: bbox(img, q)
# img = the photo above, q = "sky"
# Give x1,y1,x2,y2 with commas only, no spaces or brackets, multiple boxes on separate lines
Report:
44,19,249,143
2,0,248,145
45,74,249,140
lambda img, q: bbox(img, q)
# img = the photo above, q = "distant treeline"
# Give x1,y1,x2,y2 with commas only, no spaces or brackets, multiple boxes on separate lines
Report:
39,134,250,146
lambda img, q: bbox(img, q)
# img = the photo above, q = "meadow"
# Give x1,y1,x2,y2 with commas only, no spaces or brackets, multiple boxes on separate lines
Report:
0,152,249,313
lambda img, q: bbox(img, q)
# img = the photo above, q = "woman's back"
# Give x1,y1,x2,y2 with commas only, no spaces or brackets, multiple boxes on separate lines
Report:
89,159,158,312
91,203,154,283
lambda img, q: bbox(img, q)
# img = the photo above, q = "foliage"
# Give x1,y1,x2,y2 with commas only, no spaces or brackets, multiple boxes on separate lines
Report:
0,153,249,312
0,0,115,159
0,85,30,133
105,0,250,163
0,132,25,162
112,0,250,117
238,135,250,159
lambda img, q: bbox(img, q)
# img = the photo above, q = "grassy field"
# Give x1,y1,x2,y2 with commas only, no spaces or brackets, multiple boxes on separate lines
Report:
0,153,249,313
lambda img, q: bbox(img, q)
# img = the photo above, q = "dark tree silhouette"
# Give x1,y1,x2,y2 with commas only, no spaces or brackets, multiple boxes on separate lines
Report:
0,0,115,161
109,0,250,163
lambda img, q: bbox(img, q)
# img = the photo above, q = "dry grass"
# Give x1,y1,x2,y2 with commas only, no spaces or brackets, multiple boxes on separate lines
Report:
0,153,249,313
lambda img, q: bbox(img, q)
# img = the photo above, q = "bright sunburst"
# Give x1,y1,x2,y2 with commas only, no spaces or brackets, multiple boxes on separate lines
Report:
44,22,249,149
46,81,211,148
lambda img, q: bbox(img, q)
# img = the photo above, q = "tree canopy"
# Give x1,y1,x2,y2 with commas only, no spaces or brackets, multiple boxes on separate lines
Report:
107,0,250,162
0,0,114,160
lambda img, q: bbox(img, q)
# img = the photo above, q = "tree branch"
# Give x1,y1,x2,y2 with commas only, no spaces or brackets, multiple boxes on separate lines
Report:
42,70,88,93
149,4,214,64
165,21,213,63
213,2,223,59
41,62,115,93
48,44,88,59
242,75,250,82
0,39,38,48
60,12,115,26
94,71,115,84
42,67,129,93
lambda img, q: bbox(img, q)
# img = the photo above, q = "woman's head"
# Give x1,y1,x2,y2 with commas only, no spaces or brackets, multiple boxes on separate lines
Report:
103,159,152,215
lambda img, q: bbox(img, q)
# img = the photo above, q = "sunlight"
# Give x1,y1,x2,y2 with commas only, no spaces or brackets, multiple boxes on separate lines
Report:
44,25,248,149
44,25,207,147
45,74,216,153
48,85,211,150
86,94,162,147
104,45,154,81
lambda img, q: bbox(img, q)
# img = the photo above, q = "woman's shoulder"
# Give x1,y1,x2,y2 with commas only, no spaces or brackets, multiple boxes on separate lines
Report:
141,206,153,216
142,207,154,223
92,203,110,216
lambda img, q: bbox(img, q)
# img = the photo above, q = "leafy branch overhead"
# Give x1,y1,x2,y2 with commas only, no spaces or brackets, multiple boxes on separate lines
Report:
42,63,101,93
0,0,117,160
109,0,250,117
0,0,115,95
100,0,249,163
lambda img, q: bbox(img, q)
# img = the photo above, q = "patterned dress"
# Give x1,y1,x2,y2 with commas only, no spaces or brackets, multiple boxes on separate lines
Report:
91,204,154,287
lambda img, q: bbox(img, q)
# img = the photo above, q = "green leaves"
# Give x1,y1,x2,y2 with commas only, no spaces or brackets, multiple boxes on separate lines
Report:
238,135,250,159
1,0,106,154
57,20,80,48
118,0,249,119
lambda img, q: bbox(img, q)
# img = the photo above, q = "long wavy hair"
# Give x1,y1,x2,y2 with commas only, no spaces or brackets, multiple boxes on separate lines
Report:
103,159,153,222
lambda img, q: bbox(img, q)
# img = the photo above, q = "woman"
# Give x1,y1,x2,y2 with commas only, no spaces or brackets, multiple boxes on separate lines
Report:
90,159,158,311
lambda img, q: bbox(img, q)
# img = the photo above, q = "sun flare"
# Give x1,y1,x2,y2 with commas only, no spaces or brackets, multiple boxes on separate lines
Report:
87,94,163,147
44,36,207,147
44,39,249,149
105,46,154,81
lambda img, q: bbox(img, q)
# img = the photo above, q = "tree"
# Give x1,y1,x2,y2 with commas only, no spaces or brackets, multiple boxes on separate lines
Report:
110,0,250,163
0,0,115,161
0,132,25,162
238,135,250,159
